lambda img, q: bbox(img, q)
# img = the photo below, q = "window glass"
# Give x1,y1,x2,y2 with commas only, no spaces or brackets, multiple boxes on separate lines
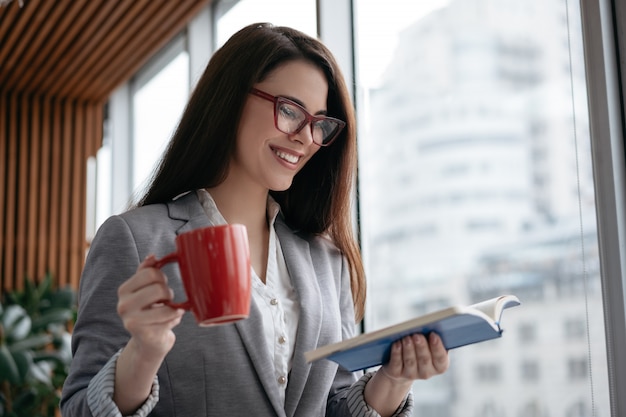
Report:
355,0,609,416
94,128,111,233
88,109,115,234
132,51,190,195
215,0,317,47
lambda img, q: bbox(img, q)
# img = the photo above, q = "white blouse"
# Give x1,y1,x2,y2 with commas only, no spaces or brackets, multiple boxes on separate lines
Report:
196,189,300,407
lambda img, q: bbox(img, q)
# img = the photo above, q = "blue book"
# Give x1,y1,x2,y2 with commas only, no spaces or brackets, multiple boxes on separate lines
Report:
304,295,520,372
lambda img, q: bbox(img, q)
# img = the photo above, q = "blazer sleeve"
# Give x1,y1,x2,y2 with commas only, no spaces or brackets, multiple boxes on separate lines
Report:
325,256,413,417
60,215,157,417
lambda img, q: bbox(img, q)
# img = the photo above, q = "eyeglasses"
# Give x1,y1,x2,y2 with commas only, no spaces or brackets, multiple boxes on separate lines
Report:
250,88,345,146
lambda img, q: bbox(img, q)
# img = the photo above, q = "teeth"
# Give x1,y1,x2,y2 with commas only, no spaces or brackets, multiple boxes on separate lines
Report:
274,149,299,164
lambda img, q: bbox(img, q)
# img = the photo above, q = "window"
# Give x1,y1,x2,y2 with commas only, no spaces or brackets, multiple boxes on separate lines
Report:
420,404,450,417
86,114,113,240
354,0,610,415
214,0,317,47
475,402,505,417
518,323,536,344
568,357,588,380
518,401,546,417
521,360,540,381
475,363,502,383
564,318,587,340
131,39,190,196
565,401,592,417
94,35,190,226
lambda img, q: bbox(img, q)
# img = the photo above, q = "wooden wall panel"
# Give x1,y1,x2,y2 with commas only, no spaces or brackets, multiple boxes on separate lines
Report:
15,95,29,286
47,98,62,287
0,94,6,287
0,92,103,293
1,0,212,102
36,98,51,281
26,99,41,283
57,100,72,287
3,94,18,290
0,0,211,293
70,102,86,289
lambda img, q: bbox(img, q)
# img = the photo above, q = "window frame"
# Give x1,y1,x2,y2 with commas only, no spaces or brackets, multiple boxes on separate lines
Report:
579,0,626,414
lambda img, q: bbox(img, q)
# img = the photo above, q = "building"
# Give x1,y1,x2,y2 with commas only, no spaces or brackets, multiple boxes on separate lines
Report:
360,0,608,415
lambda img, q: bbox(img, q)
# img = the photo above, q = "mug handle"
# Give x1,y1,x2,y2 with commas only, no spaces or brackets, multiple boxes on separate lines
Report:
153,252,192,311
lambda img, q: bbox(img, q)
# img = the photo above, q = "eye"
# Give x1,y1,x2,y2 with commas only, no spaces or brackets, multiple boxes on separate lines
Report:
312,121,326,133
278,102,302,121
314,120,334,136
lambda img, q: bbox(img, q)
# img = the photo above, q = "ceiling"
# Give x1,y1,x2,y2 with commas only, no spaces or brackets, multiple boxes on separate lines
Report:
0,0,212,102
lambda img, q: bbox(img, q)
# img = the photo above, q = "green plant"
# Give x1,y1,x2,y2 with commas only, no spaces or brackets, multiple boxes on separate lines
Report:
0,274,76,417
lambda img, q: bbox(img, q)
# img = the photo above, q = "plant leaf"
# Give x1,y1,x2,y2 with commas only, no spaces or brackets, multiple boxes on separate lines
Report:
38,274,53,299
12,387,38,413
8,333,53,352
1,305,31,341
31,308,73,332
33,350,70,368
28,360,53,386
0,344,20,384
11,349,34,382
47,287,76,311
23,277,39,316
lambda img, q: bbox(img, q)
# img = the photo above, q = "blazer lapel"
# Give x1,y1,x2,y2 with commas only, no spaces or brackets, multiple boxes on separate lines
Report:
168,192,288,416
275,220,324,417
167,191,214,234
235,304,287,416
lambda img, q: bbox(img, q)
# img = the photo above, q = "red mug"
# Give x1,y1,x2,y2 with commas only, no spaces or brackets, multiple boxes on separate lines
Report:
154,224,251,326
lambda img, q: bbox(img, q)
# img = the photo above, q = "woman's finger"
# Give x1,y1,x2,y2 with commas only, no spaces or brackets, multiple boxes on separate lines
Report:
378,339,412,383
118,278,173,315
123,303,184,329
138,254,157,270
428,333,450,373
119,258,167,297
385,340,404,373
400,335,420,378
410,333,435,379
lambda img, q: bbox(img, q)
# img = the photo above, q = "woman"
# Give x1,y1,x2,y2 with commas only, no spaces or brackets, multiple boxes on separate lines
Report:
60,23,449,417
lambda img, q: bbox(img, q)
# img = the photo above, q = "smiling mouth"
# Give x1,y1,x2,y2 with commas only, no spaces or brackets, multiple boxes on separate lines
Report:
273,149,300,164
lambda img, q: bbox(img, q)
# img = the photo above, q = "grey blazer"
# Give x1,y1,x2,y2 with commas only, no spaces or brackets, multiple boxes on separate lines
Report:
60,192,391,417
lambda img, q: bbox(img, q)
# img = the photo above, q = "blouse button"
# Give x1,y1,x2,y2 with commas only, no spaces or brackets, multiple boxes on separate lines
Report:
270,298,278,306
278,375,287,384
278,336,286,344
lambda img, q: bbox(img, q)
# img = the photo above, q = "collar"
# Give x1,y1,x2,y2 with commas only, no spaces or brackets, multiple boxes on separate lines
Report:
195,189,282,227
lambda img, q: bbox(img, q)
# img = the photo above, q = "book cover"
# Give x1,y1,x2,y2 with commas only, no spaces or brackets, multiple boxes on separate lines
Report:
304,294,520,372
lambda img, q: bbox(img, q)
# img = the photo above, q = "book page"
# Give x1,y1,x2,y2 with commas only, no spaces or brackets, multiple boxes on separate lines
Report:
469,295,520,323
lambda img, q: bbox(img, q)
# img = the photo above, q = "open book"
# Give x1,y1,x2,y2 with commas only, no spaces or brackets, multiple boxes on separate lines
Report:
304,294,520,372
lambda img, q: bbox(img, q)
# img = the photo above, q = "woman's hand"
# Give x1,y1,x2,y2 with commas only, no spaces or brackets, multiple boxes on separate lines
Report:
379,332,449,383
113,255,185,414
117,254,185,360
364,333,449,417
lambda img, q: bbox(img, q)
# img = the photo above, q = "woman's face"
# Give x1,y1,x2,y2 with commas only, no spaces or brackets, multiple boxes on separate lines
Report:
232,59,329,192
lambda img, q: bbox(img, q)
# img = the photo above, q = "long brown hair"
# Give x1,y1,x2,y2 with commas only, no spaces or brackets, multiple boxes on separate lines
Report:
136,23,365,322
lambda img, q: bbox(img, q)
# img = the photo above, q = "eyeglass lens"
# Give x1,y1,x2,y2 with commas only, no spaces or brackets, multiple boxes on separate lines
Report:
275,99,342,146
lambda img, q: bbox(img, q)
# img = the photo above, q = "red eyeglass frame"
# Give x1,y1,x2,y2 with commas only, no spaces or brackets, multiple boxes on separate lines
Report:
249,88,345,146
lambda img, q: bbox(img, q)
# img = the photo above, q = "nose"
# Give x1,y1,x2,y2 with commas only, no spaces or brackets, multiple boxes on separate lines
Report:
289,122,315,146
